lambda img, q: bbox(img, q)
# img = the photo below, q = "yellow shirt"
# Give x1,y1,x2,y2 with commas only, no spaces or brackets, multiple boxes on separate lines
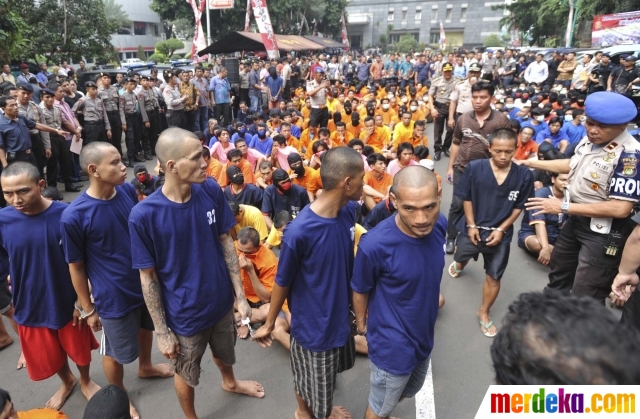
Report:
266,225,283,247
354,223,367,255
392,121,415,144
234,205,269,241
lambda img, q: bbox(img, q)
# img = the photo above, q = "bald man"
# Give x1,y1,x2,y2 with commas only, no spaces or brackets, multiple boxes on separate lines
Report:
61,142,173,419
128,128,264,419
352,166,446,419
254,147,365,419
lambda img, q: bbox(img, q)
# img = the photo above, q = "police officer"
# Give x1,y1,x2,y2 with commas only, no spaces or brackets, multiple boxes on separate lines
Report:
139,75,159,159
448,62,482,129
428,62,457,161
306,67,330,128
16,82,50,176
98,72,123,156
521,92,640,304
72,81,111,145
119,78,148,167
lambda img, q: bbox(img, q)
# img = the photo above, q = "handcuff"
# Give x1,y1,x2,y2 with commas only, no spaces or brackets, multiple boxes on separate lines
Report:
241,317,255,338
74,302,96,319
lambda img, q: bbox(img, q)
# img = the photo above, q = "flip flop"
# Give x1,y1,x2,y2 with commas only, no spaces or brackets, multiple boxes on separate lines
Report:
448,261,463,278
478,317,497,338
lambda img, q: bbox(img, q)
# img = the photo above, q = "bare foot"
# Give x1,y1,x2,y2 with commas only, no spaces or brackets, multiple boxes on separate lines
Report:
80,379,101,401
0,335,13,350
138,363,174,378
294,409,312,419
130,401,140,419
328,406,352,419
16,351,26,370
222,380,265,398
45,376,77,410
237,324,250,339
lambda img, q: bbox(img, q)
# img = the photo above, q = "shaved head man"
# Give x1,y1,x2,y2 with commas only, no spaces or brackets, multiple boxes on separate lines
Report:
352,165,447,419
254,147,365,419
129,128,264,419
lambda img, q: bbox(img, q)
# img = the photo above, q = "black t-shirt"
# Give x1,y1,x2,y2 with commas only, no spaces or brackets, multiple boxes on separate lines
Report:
532,169,553,187
261,184,310,219
611,66,640,87
595,62,614,84
63,93,82,109
223,183,264,209
547,59,560,78
290,65,300,85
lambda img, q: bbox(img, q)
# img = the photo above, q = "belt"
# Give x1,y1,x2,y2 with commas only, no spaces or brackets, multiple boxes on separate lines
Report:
435,101,449,107
106,110,119,114
125,112,139,117
16,149,31,154
84,120,104,125
311,105,326,109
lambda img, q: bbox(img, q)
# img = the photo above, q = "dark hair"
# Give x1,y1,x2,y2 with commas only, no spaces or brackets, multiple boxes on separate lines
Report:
318,128,330,137
0,95,14,107
491,291,640,385
259,161,272,171
347,139,364,148
336,121,346,128
237,227,260,248
312,140,328,154
414,120,426,129
274,210,293,229
414,145,429,160
471,81,495,97
227,149,242,161
490,128,518,145
202,146,211,159
362,145,375,157
235,137,247,147
366,153,386,166
1,161,40,183
397,142,414,155
1,86,16,96
194,131,206,143
520,126,535,136
510,119,521,131
320,147,364,191
531,107,545,117
572,109,584,117
548,116,563,126
273,134,286,145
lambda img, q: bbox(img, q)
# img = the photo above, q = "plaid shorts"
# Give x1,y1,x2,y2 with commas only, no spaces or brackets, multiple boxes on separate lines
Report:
290,336,356,419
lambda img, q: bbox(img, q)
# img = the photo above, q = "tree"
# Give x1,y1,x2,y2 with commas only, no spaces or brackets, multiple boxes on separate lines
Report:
395,35,418,54
0,0,29,62
148,53,167,63
137,45,146,60
483,34,503,47
155,41,169,56
102,0,131,29
164,38,185,57
16,0,118,64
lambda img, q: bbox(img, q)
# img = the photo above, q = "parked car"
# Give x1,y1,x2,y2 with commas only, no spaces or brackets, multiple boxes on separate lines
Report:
121,58,156,70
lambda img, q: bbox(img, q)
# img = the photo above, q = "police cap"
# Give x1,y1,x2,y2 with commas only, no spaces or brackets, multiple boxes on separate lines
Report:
124,77,136,84
626,55,638,62
442,62,453,72
468,63,482,72
84,81,97,89
99,72,111,79
17,81,33,92
42,88,56,97
585,91,637,125
140,75,150,81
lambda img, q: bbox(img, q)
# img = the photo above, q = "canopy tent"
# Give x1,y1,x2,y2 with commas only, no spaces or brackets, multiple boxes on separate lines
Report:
303,36,345,49
198,31,326,56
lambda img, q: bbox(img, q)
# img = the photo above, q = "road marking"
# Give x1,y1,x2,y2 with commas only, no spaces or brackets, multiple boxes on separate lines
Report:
415,360,436,419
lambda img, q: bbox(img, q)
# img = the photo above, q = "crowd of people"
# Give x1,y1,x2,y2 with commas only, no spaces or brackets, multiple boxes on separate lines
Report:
1,47,640,419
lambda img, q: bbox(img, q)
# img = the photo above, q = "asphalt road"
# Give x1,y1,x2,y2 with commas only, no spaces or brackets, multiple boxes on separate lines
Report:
0,124,569,419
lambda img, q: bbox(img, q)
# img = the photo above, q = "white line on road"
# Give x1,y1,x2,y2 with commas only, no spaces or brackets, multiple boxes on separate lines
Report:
415,360,436,419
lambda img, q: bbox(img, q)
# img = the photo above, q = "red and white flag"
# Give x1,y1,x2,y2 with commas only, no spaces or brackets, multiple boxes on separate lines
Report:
312,19,318,36
250,0,279,59
188,0,208,61
244,0,251,31
340,14,349,48
439,21,446,51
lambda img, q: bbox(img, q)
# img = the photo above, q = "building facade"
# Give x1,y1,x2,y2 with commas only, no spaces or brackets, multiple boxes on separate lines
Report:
346,0,510,51
111,0,165,60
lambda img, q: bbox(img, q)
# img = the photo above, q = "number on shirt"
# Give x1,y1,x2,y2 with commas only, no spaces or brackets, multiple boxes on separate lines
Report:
207,209,216,225
508,191,520,201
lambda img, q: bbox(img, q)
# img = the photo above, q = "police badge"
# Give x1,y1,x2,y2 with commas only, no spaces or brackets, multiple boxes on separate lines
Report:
621,156,638,177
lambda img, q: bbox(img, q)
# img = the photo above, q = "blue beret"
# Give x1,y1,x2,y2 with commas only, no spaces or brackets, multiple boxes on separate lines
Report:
42,88,56,96
17,81,33,93
585,92,637,124
314,67,325,74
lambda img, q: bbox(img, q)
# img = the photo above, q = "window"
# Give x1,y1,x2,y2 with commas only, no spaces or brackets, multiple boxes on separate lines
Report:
133,22,146,36
154,24,159,37
461,7,467,20
415,10,422,20
430,33,440,44
388,11,394,21
432,9,438,20
446,8,452,20
402,10,407,21
389,32,419,44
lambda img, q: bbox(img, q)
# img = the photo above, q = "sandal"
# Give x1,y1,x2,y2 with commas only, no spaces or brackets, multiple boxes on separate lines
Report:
478,317,497,338
448,261,463,278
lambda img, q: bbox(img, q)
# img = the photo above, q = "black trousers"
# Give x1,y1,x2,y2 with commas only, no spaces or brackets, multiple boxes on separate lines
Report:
143,110,159,154
309,107,329,128
433,102,453,153
184,109,197,133
167,109,186,129
106,111,123,156
546,215,634,304
29,133,46,177
214,103,230,127
83,121,107,145
124,114,141,163
621,288,640,332
447,168,464,241
46,134,73,187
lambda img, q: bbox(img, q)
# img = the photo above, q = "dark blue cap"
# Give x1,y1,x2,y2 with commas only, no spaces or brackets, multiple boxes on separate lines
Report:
585,92,637,124
17,81,33,92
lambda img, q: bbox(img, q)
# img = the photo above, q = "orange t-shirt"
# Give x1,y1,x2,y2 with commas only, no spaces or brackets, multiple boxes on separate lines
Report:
299,129,316,151
346,122,364,138
376,108,398,126
18,409,68,419
393,133,428,148
267,120,281,132
206,158,223,184
330,130,354,147
217,159,255,187
359,127,389,151
286,135,301,152
304,138,339,160
514,139,539,161
364,171,393,202
288,166,321,194
301,106,311,120
236,244,283,309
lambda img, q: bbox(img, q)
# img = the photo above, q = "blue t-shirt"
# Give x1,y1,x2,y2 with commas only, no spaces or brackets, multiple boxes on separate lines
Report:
128,178,237,336
352,213,447,375
518,186,564,243
520,120,548,137
506,107,521,119
276,201,357,351
208,136,218,149
535,127,569,147
261,184,310,220
223,183,263,209
61,183,144,319
454,159,534,243
0,202,75,328
249,135,273,155
231,132,252,145
561,123,587,145
290,125,301,139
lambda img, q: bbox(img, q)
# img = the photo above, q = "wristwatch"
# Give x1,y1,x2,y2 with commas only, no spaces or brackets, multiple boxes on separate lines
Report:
561,201,570,214
74,302,96,319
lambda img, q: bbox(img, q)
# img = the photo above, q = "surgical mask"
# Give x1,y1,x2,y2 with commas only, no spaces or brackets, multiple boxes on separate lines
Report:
519,85,526,90
505,103,514,109
564,115,573,122
536,116,544,122
554,86,562,92
418,100,425,106
560,89,568,95
410,105,418,112
387,94,393,99
495,94,503,100
382,104,390,110
401,97,408,103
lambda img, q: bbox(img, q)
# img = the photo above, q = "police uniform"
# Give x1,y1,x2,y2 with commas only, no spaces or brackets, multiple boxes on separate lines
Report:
73,81,111,145
16,82,49,176
306,68,329,128
139,76,159,158
98,73,123,156
429,63,457,156
450,63,482,119
119,78,148,165
547,92,640,303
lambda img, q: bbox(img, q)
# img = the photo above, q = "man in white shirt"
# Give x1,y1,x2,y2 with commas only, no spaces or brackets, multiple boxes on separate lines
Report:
524,54,549,85
572,53,595,92
281,57,291,101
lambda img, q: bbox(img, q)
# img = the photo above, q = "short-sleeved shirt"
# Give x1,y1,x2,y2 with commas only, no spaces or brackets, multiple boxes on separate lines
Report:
351,213,447,374
61,183,143,319
454,159,534,242
223,183,263,209
611,66,640,87
0,114,36,152
129,178,237,336
237,244,278,304
519,120,548,138
364,171,393,202
450,80,474,114
249,70,261,98
249,135,273,156
561,122,587,145
276,201,357,351
514,138,538,161
452,110,511,171
535,127,569,147
261,184,310,220
234,204,269,241
210,76,231,104
518,186,564,242
0,202,76,329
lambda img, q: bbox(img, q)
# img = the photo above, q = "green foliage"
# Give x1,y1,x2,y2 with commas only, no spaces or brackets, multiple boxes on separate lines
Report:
137,45,146,60
0,0,29,62
483,34,504,47
395,35,418,54
170,54,182,60
379,34,387,45
164,38,185,57
16,0,118,64
155,41,169,56
184,53,191,59
148,53,167,63
102,0,131,28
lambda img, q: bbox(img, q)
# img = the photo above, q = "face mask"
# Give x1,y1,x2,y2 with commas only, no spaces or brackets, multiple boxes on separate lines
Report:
505,103,514,109
521,115,529,120
410,105,418,112
137,174,147,183
536,116,544,122
418,100,425,106
423,96,428,102
293,165,305,177
499,90,505,94
401,97,408,103
231,173,245,185
382,104,390,110
565,115,573,122
519,85,526,90
560,89,567,95
555,86,562,92
495,94,503,100
258,130,266,138
535,89,540,94
238,128,246,134
345,108,352,115
387,94,393,99
277,181,292,193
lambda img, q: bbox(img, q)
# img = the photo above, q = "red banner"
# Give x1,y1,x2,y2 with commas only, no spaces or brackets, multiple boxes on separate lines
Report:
244,0,251,31
250,0,279,59
340,14,349,49
592,11,640,47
